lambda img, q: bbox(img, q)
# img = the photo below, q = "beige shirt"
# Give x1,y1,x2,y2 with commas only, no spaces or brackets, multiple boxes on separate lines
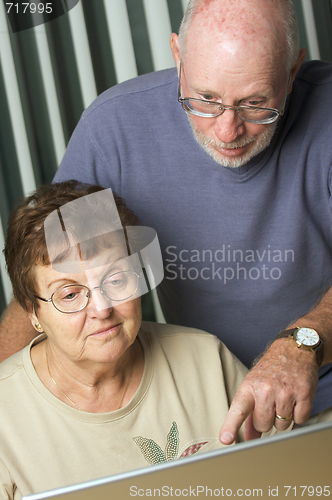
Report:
0,322,248,499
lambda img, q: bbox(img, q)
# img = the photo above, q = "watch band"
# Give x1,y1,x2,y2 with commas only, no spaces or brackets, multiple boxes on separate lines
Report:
275,328,324,367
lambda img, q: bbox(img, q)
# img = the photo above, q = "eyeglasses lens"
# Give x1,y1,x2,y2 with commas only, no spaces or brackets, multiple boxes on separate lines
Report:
52,271,139,313
53,285,89,313
102,271,139,302
183,99,278,124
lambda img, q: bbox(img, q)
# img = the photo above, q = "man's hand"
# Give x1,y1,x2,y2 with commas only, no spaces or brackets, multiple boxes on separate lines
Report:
0,299,37,362
219,338,319,444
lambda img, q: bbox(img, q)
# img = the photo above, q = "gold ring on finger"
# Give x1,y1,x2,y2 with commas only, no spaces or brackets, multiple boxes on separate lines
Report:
275,413,293,421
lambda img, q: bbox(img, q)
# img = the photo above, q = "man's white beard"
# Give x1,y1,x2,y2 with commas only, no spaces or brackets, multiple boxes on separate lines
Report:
188,116,278,169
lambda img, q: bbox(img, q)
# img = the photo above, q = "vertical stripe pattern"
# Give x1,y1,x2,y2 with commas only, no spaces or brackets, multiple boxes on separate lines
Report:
0,0,331,315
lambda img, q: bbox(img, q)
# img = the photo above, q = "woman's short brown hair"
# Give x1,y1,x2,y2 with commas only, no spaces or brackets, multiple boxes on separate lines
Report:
4,180,139,311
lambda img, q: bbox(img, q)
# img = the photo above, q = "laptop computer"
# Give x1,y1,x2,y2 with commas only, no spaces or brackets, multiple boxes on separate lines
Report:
23,420,332,500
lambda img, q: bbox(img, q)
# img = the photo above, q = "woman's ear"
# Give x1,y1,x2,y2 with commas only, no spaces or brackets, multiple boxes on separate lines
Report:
26,303,44,333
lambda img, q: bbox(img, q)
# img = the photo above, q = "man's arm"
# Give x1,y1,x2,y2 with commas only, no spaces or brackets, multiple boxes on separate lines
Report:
219,286,332,444
0,299,37,362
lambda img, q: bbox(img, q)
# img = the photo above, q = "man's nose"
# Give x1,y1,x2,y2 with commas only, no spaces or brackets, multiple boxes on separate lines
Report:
213,109,245,143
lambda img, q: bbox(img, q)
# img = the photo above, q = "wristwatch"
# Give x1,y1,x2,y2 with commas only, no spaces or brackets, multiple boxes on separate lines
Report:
275,327,324,367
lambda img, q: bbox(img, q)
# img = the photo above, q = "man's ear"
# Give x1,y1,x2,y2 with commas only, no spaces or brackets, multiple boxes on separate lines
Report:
170,33,181,72
288,48,307,94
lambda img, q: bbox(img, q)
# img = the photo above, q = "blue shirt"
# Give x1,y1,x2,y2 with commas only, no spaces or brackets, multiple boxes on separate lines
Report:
55,61,332,415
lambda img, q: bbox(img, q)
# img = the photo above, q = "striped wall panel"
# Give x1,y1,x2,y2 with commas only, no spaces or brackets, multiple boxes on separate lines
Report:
0,0,332,319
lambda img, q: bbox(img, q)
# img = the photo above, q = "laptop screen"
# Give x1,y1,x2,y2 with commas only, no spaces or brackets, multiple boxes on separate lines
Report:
23,420,332,500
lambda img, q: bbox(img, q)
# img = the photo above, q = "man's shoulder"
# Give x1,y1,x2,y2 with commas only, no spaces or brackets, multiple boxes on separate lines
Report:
297,60,332,85
83,68,178,118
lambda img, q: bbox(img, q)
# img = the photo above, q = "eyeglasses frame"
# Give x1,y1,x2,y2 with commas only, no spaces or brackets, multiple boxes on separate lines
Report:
34,270,143,314
177,62,290,125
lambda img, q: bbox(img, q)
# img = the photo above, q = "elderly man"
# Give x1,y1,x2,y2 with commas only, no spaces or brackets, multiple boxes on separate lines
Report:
1,0,332,443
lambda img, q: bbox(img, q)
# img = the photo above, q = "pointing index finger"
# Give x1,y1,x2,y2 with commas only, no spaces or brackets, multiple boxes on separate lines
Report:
219,392,255,445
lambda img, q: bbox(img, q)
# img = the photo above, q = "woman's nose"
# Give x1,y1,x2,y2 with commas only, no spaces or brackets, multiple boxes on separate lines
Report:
86,288,113,319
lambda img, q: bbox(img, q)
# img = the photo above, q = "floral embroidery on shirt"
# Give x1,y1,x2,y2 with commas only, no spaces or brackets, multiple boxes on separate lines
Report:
133,421,208,465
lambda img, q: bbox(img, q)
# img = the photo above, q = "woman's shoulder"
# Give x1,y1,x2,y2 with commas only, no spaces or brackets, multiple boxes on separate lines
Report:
139,321,247,378
139,321,221,353
141,320,218,337
0,349,25,381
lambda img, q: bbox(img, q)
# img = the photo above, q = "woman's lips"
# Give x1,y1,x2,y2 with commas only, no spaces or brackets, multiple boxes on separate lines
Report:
90,324,120,337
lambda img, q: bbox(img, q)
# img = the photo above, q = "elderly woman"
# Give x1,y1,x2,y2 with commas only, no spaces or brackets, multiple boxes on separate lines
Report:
0,180,249,499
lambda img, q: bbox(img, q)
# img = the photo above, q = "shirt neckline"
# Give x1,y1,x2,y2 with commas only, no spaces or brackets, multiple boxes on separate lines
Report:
22,330,153,423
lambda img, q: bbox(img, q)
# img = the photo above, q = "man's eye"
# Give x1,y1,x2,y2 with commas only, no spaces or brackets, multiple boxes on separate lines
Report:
201,94,213,101
247,100,263,106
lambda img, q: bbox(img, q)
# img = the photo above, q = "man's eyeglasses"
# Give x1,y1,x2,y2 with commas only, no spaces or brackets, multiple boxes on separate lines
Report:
34,270,142,314
177,64,289,125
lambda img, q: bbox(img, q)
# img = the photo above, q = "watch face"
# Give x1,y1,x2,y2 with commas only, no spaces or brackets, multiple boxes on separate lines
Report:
295,328,319,347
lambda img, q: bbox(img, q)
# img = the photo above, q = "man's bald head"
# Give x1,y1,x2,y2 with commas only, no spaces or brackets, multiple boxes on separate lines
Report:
178,0,300,73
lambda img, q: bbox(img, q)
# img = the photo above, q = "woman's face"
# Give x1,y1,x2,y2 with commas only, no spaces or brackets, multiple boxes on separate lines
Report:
29,245,142,366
